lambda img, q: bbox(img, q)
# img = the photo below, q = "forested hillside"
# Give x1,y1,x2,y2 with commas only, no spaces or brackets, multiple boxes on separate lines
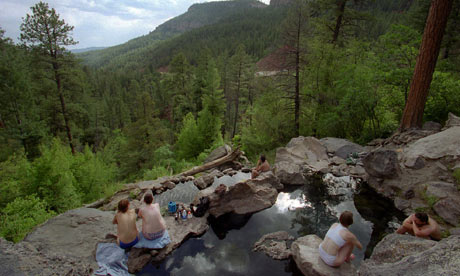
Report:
1,0,460,243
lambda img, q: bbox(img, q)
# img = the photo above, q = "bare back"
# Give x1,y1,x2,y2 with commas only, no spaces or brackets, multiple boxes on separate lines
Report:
139,203,166,235
257,160,270,172
321,223,348,256
114,209,138,243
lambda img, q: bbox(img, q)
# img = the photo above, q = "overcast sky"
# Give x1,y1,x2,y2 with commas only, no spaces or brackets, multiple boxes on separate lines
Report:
0,0,270,50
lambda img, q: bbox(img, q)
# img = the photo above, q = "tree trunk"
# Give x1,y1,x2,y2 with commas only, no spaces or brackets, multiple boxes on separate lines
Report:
232,65,242,138
180,148,241,177
332,0,347,44
294,11,301,137
54,63,75,154
400,0,453,131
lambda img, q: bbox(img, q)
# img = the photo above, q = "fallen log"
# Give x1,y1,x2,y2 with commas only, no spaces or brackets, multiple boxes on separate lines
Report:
179,148,242,177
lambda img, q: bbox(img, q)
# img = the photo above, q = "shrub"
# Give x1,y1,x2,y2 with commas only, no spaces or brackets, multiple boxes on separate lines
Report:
0,195,55,243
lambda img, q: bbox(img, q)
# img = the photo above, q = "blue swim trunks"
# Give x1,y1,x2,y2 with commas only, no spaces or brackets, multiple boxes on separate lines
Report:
119,236,139,249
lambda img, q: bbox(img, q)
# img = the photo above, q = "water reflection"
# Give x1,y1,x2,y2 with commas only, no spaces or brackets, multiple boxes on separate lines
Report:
139,173,399,275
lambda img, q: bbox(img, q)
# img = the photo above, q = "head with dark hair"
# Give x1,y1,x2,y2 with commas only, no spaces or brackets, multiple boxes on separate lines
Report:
415,212,429,224
118,199,129,213
260,155,266,162
144,193,153,204
339,211,354,227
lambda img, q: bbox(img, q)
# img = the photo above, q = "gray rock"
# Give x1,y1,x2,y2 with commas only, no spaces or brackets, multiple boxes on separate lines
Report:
24,208,114,264
185,176,194,182
450,228,460,235
162,181,176,190
394,197,410,211
241,167,251,173
320,137,364,155
204,144,231,163
170,177,180,184
335,144,365,160
404,126,460,161
404,156,425,169
274,161,306,185
253,231,294,260
444,112,460,129
207,171,280,218
422,121,442,131
433,197,460,226
291,235,357,276
331,156,347,166
193,170,221,190
127,248,152,273
363,150,398,178
425,181,459,199
358,234,460,276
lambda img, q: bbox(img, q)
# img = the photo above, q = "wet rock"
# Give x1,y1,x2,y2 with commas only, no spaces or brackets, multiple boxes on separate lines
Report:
363,150,398,178
207,171,280,218
127,248,152,273
422,121,442,131
153,215,209,262
291,235,357,276
433,198,460,226
241,167,251,173
322,173,358,198
444,112,460,129
358,234,460,276
204,144,231,163
253,231,294,260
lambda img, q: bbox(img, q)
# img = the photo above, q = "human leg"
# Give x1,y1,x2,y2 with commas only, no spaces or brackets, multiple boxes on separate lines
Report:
251,169,259,179
333,242,354,267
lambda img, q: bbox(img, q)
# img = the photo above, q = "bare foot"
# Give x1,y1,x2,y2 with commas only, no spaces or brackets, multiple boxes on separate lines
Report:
345,253,355,263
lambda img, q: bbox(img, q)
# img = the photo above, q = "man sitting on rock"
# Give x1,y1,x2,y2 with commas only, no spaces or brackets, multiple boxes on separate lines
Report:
138,192,167,240
319,211,363,267
396,212,441,240
251,155,270,179
113,199,139,249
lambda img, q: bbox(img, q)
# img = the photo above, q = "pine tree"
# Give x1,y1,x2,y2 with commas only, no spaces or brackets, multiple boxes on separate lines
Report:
20,1,78,154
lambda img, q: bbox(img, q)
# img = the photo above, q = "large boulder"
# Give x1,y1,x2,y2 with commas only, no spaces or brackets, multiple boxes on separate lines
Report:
403,126,460,161
320,137,364,157
291,235,357,276
433,197,460,226
207,171,280,218
358,234,460,276
363,150,398,178
193,170,223,190
275,137,329,184
24,208,114,266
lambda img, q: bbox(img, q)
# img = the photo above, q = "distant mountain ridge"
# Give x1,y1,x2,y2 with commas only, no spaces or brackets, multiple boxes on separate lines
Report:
77,0,270,68
70,47,106,54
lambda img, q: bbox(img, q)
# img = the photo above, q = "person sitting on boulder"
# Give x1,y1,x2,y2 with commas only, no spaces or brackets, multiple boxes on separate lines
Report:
138,192,167,240
319,211,363,267
251,154,270,179
113,199,139,249
396,212,441,240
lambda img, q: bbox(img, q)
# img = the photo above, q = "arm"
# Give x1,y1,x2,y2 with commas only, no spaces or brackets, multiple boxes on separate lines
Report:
412,222,434,237
345,231,363,250
112,214,118,224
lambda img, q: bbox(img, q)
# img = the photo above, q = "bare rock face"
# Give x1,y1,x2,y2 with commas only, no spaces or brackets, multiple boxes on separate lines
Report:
193,170,222,190
24,208,115,266
422,121,442,131
291,235,357,276
320,137,364,157
207,171,280,218
433,198,460,226
358,234,460,276
363,150,399,178
253,231,294,260
275,136,329,185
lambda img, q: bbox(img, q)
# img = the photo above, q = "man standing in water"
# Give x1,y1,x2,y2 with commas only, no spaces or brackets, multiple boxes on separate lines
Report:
396,212,441,240
251,154,270,179
319,211,363,267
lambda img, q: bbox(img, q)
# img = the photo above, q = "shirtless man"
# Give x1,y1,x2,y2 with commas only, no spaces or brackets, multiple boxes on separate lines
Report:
396,212,441,240
251,155,270,179
112,199,139,249
138,192,167,240
319,211,363,267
